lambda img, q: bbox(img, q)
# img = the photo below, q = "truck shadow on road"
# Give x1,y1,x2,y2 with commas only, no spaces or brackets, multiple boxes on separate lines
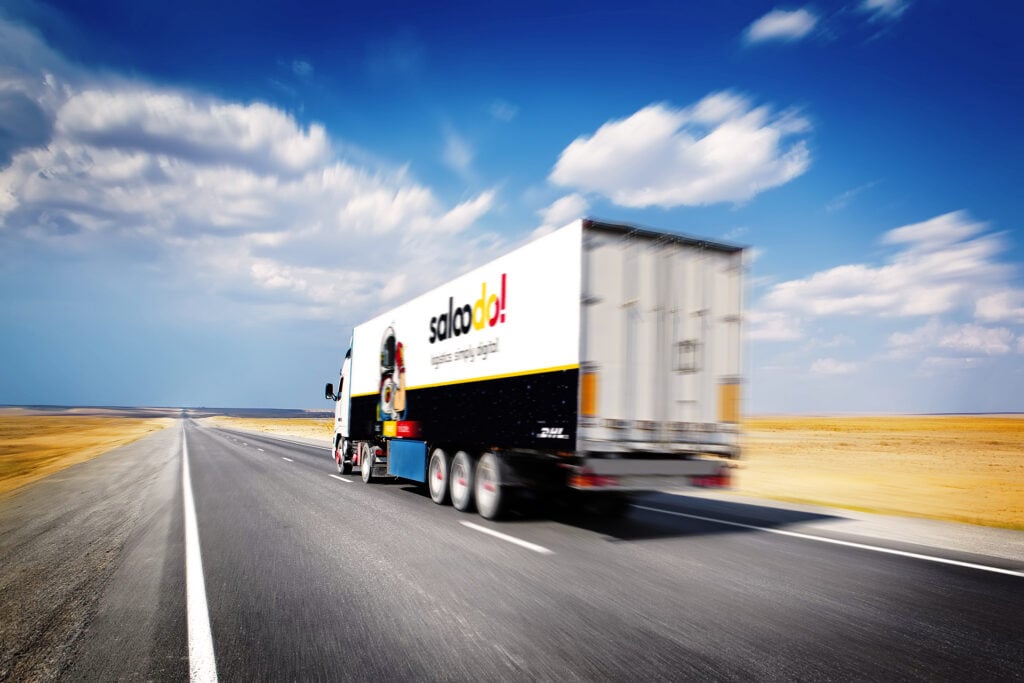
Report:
400,485,840,541
538,492,842,542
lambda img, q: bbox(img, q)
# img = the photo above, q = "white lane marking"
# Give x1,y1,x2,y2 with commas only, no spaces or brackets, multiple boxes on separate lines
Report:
460,521,553,555
182,432,219,682
282,457,294,462
258,448,264,452
329,474,352,483
633,505,1024,578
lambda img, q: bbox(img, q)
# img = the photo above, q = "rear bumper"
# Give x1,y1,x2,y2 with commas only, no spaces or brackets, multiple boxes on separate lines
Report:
568,457,732,491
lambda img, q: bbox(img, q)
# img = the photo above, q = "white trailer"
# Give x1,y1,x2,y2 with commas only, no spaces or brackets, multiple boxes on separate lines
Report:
325,219,742,519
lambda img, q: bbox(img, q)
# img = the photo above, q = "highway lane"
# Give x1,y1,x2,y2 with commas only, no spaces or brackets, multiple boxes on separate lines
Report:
2,418,1022,680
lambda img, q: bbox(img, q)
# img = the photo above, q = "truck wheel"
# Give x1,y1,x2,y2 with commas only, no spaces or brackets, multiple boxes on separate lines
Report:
474,452,506,520
360,442,375,483
336,439,352,475
428,448,451,505
450,451,475,512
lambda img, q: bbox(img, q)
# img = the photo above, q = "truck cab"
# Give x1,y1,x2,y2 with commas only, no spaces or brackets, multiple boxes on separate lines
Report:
325,349,353,474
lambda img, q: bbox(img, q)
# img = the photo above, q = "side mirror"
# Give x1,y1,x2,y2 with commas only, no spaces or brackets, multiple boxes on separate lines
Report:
324,382,335,401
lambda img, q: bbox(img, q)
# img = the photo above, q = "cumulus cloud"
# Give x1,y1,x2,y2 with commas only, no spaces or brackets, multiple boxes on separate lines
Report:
0,18,500,320
976,290,1024,324
531,193,589,239
810,358,858,375
889,320,1015,357
761,212,1008,318
744,8,818,44
55,90,330,174
746,309,802,341
550,91,810,208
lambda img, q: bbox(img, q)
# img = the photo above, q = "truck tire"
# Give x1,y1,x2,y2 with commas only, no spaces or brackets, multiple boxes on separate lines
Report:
360,442,375,483
428,448,451,505
336,438,352,475
450,451,475,512
474,452,506,520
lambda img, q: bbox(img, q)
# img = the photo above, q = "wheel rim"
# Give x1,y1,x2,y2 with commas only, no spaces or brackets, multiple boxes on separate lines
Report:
476,456,497,516
450,453,471,509
361,444,373,482
429,452,446,502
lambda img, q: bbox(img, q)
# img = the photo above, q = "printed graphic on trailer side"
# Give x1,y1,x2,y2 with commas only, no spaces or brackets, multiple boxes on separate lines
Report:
431,338,499,369
429,273,506,343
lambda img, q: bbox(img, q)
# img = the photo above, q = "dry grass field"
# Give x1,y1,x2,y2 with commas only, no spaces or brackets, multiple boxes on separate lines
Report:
0,416,172,496
204,416,334,442
739,416,1024,530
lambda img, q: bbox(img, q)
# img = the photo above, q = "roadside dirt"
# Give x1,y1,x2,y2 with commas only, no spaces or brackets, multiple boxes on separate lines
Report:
203,415,334,442
0,415,172,496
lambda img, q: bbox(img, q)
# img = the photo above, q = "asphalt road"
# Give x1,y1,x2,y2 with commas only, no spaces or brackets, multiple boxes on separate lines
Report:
2,418,1022,681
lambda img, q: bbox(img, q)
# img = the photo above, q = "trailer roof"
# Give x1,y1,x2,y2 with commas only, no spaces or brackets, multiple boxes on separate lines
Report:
583,218,744,254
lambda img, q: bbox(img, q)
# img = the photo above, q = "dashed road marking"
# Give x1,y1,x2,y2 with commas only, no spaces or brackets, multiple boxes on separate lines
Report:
460,521,553,555
329,474,352,483
282,457,293,462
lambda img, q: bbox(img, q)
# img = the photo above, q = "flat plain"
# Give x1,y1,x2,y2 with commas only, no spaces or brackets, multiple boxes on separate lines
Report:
0,411,171,496
739,415,1024,529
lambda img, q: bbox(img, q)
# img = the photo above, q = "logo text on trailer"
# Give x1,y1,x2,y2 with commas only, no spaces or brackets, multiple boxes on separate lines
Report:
429,273,507,343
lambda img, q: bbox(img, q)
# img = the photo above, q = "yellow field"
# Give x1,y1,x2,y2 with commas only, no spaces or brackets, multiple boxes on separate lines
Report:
204,416,335,442
0,416,172,496
738,416,1024,529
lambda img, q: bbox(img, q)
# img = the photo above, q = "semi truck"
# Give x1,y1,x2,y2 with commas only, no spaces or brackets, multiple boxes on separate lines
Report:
324,218,743,519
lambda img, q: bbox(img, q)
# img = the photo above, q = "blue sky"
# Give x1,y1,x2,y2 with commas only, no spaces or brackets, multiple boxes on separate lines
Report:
1,0,1021,413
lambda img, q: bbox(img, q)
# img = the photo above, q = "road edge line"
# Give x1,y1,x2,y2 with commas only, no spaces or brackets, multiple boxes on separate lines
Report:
183,430,219,682
632,504,1024,578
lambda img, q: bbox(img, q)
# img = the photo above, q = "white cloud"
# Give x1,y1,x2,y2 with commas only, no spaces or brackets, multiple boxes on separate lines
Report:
940,324,1013,355
56,89,330,173
746,310,802,341
976,290,1024,324
1018,337,1024,354
888,319,1014,357
0,18,502,321
881,211,984,250
530,193,589,240
550,92,810,208
826,181,878,212
810,358,858,375
860,0,910,21
762,212,1008,318
744,8,818,44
